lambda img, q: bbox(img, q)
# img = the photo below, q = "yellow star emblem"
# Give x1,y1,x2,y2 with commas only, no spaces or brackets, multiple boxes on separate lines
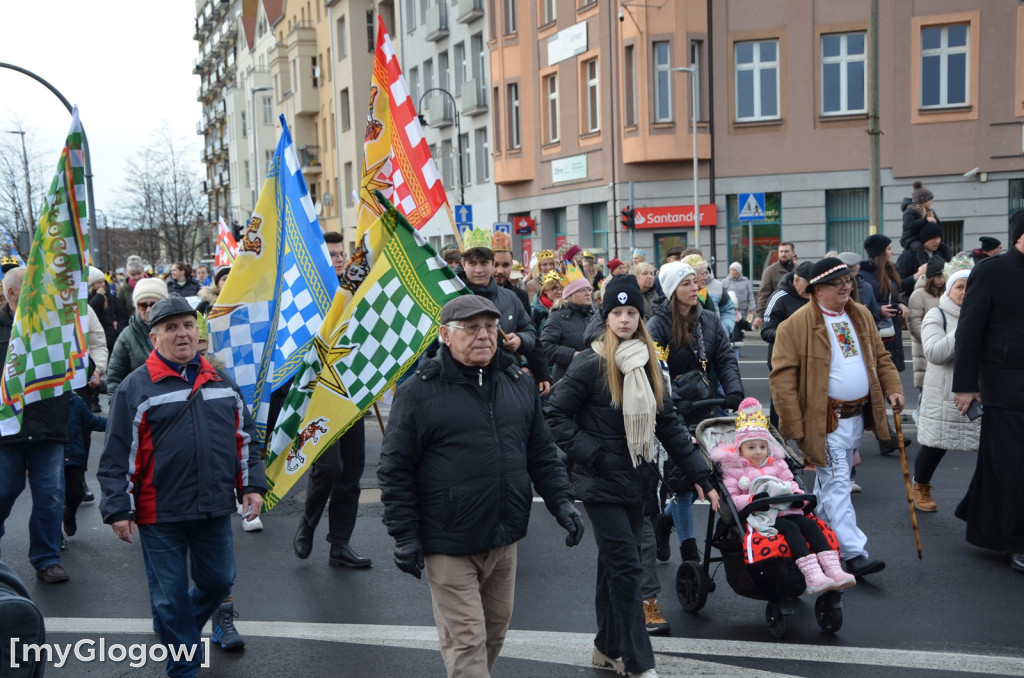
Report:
359,155,391,218
311,321,358,398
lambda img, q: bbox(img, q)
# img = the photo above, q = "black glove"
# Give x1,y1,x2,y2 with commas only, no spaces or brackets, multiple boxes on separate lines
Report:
676,400,696,422
751,492,769,502
555,500,585,547
724,393,744,411
394,535,424,579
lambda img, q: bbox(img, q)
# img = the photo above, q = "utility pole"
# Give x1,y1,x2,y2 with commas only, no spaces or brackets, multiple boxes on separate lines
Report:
6,129,34,239
868,0,881,234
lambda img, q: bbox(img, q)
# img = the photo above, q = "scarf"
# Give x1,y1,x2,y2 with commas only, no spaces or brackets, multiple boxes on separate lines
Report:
540,293,555,309
612,338,658,467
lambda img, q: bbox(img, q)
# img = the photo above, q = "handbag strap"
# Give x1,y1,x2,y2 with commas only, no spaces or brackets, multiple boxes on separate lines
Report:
693,321,709,373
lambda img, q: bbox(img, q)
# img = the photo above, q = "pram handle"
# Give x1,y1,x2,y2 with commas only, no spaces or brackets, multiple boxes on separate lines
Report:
737,493,818,524
691,398,727,409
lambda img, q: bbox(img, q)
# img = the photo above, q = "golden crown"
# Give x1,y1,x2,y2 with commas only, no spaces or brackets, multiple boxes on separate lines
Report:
682,253,705,268
542,270,562,285
735,408,770,431
491,230,512,252
536,249,555,260
464,226,493,250
0,256,19,266
560,264,585,287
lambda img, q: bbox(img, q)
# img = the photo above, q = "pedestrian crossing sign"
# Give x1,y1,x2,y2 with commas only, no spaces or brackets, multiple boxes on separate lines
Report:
738,193,766,221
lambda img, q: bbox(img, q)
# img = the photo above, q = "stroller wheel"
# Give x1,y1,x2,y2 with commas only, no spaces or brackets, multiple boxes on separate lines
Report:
765,601,792,639
675,561,709,613
815,591,844,634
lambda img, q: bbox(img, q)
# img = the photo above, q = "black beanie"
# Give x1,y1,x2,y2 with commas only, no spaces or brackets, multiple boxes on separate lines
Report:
863,233,891,259
979,236,1001,252
925,257,945,278
919,222,942,243
1011,210,1024,247
601,274,645,319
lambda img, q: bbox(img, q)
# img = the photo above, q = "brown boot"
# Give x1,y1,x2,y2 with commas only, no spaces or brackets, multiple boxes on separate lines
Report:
643,598,670,635
912,482,937,512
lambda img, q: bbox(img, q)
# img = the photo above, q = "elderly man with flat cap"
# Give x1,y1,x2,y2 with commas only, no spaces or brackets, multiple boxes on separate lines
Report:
378,294,582,678
99,297,267,678
769,257,904,578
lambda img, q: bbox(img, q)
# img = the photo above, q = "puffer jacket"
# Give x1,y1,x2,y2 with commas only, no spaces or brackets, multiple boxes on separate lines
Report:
918,295,980,452
709,440,802,515
896,245,951,296
544,320,713,505
759,272,809,369
907,277,942,390
722,274,756,316
167,277,201,298
65,392,106,468
540,301,594,382
377,346,573,556
98,352,267,525
105,312,153,398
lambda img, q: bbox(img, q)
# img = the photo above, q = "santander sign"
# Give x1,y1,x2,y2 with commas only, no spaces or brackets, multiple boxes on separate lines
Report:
629,204,718,229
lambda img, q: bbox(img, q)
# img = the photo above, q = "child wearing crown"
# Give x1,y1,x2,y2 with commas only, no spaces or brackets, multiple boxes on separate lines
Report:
710,398,856,594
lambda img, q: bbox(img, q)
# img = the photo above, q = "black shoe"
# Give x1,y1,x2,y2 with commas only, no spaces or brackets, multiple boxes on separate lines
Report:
90,403,102,413
211,601,246,651
1011,553,1024,572
81,481,95,503
63,508,77,537
329,542,371,568
680,537,701,565
36,564,69,583
844,555,885,577
655,514,673,562
293,519,315,560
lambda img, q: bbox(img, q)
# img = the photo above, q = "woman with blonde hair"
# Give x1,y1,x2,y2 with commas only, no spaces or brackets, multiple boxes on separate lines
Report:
545,275,718,678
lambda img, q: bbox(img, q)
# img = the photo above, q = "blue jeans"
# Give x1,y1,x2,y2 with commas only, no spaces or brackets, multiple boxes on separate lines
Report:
139,517,235,678
665,491,695,542
0,441,64,570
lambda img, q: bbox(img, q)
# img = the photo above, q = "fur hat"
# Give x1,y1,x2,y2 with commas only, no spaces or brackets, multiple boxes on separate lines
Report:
600,274,645,319
734,397,772,447
919,222,942,243
911,180,933,205
863,233,892,258
132,277,169,306
658,261,697,300
979,236,1001,253
944,253,974,293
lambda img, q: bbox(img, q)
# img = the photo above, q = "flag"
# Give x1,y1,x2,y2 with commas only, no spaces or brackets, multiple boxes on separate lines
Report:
263,194,467,509
208,115,338,444
214,216,238,268
0,108,89,435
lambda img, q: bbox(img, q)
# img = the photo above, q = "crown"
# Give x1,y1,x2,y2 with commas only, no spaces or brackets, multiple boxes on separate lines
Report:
682,253,704,268
735,408,770,432
560,264,585,287
0,256,20,266
491,230,512,252
463,226,493,250
536,249,555,260
542,270,561,285
943,252,974,279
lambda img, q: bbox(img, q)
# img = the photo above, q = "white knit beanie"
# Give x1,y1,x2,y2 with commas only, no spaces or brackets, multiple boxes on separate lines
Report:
88,266,106,286
658,261,697,300
132,277,169,305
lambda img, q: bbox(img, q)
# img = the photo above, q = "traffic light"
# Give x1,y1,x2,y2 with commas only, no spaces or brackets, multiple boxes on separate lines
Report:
620,207,635,230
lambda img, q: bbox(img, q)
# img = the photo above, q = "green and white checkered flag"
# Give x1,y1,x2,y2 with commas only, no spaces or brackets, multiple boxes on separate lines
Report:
0,108,89,435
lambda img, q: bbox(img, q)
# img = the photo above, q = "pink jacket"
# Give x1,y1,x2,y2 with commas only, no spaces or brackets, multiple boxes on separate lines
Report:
709,441,803,515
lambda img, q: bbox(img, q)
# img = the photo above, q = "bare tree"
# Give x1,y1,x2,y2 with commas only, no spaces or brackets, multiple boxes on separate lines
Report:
116,124,204,266
0,123,47,255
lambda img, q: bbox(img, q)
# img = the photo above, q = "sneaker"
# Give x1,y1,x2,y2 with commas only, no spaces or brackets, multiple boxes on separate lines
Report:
242,515,263,532
850,480,862,494
211,601,246,651
643,598,670,635
36,564,69,583
629,670,660,677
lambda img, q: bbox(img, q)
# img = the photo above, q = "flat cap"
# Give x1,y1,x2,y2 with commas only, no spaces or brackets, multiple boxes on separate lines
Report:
440,294,501,324
147,297,198,328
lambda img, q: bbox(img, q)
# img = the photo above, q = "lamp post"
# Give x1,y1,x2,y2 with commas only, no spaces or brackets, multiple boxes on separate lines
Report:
250,85,273,211
417,87,464,205
672,66,701,251
6,130,34,242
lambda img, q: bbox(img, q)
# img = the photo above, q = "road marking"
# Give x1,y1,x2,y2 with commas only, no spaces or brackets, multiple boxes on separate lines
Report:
42,619,1024,676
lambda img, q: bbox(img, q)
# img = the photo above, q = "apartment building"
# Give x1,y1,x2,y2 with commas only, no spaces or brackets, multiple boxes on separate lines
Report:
397,0,497,251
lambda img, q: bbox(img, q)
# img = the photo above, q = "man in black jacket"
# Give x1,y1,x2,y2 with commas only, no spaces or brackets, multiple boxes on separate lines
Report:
378,295,582,678
760,261,813,429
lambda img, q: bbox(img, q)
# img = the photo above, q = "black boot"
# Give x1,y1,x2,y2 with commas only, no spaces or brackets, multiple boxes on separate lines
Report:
680,537,701,564
81,480,94,503
329,542,372,568
655,514,673,562
293,518,315,559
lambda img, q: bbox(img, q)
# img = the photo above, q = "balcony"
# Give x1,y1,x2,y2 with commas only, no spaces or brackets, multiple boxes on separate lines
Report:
298,145,321,174
426,94,453,128
457,0,484,24
425,3,449,42
462,79,487,116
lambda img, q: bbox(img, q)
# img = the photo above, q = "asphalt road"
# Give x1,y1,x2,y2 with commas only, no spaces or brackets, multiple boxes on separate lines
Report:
2,334,1023,677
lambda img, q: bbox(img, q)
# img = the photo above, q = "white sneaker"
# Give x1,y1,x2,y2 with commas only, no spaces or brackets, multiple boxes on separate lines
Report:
629,670,659,678
591,646,625,675
850,480,863,494
242,516,263,532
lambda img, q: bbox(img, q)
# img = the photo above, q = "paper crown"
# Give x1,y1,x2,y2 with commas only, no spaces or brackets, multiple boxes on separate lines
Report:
943,252,974,279
0,255,20,267
734,397,771,445
491,230,512,252
682,253,705,268
560,265,585,286
463,226,493,250
542,270,562,285
536,249,555,260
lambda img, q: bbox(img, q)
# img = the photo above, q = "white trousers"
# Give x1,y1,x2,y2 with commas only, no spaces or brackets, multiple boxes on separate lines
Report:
813,416,870,560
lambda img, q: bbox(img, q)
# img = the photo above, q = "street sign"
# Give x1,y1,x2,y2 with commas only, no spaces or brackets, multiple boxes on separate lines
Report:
738,193,766,221
455,204,473,226
494,222,511,236
456,222,472,238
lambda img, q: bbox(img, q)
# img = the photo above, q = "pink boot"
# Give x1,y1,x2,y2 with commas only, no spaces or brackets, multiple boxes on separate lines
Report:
817,550,857,590
796,553,836,595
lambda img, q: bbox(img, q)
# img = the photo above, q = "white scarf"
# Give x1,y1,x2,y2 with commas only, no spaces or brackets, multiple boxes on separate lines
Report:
613,338,658,467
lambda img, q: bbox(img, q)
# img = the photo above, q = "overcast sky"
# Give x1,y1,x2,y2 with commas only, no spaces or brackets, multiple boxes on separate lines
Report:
0,1,202,218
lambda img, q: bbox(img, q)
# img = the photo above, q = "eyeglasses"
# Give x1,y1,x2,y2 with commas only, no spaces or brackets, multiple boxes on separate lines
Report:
137,301,157,309
819,277,854,289
447,322,499,336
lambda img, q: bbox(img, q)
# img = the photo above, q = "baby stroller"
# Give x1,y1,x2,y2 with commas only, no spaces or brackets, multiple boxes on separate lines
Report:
673,401,844,639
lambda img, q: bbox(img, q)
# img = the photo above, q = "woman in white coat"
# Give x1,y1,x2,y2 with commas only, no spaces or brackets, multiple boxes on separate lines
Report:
912,254,980,511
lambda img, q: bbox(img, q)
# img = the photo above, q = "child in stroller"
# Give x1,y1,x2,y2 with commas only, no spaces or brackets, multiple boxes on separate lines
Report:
710,398,855,595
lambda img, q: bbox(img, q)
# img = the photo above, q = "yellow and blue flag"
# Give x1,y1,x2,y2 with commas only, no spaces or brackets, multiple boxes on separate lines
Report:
208,115,338,443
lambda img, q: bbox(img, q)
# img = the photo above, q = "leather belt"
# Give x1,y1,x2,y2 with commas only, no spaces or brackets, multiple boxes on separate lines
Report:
826,396,869,433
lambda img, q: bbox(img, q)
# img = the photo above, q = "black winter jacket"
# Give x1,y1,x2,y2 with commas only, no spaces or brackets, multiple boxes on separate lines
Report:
760,272,809,369
896,244,951,296
167,278,201,298
858,259,905,371
540,302,594,382
377,346,573,556
901,202,941,250
0,304,70,444
544,340,712,505
465,278,550,383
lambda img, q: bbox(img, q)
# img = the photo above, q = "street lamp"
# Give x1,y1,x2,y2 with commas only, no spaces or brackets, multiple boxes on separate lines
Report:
250,85,273,210
672,66,701,251
6,130,34,244
417,87,464,205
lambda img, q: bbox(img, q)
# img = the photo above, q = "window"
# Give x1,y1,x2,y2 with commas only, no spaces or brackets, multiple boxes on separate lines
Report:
471,33,485,81
405,0,416,32
475,128,490,181
492,85,501,152
821,32,866,115
424,58,434,95
337,16,347,58
311,56,319,88
734,39,779,121
262,96,273,125
653,41,672,122
690,40,706,121
244,160,250,187
825,188,869,253
409,67,420,108
366,10,375,52
440,141,454,189
419,0,428,25
507,83,521,149
241,111,247,138
340,88,351,131
439,51,452,119
921,24,968,108
344,161,354,206
545,74,559,143
623,44,636,127
542,0,556,25
454,42,466,96
584,58,600,133
505,0,517,34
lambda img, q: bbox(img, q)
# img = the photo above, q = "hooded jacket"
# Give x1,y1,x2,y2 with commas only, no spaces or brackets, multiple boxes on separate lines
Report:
896,244,951,296
759,271,809,369
540,301,594,382
709,440,802,516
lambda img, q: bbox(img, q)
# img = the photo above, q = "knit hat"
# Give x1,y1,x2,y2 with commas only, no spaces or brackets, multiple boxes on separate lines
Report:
795,261,815,281
632,248,647,258
734,397,772,447
925,257,946,278
562,244,582,262
911,180,933,205
88,266,106,286
658,261,697,300
979,236,1001,253
607,258,625,274
601,274,645,319
132,277,169,305
836,251,861,268
863,233,891,258
214,266,231,286
944,253,974,293
919,222,942,243
1011,210,1024,247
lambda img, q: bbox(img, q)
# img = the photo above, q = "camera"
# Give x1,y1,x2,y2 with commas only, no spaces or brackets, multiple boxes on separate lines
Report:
618,9,624,22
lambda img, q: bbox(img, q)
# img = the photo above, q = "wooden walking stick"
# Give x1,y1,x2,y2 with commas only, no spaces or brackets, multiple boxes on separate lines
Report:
893,413,923,559
372,402,386,435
